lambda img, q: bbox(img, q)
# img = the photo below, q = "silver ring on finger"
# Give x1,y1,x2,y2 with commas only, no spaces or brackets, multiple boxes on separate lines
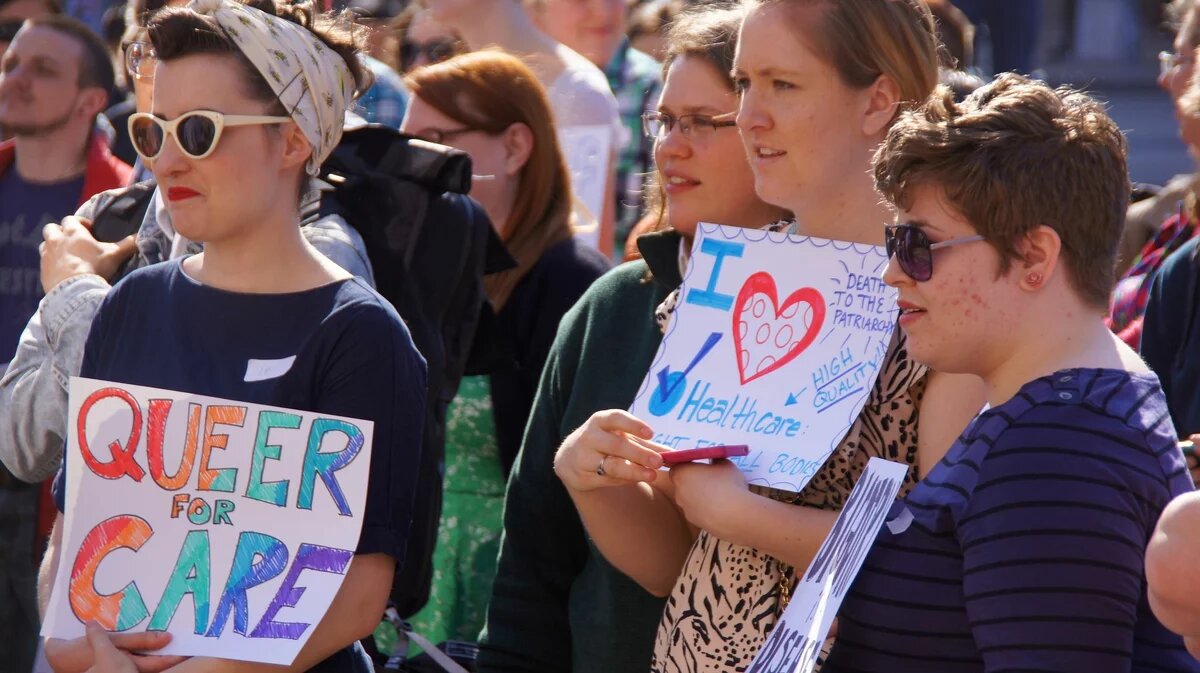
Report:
596,455,608,477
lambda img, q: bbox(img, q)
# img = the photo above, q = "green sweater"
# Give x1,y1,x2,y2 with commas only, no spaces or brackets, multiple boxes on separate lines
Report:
477,232,683,673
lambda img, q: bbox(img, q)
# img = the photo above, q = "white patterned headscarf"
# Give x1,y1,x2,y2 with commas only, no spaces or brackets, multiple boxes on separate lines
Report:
187,0,354,175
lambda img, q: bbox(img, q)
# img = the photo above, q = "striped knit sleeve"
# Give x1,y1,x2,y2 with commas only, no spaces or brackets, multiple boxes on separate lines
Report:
957,405,1165,673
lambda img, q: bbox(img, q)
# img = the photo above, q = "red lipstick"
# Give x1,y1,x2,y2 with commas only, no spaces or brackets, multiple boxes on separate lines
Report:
167,187,200,201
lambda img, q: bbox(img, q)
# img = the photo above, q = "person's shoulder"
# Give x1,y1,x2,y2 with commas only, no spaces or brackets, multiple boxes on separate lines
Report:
556,46,618,99
574,259,654,308
534,237,612,279
321,278,426,367
330,277,404,324
91,259,179,324
333,277,420,337
1158,235,1200,283
993,369,1174,464
110,257,178,290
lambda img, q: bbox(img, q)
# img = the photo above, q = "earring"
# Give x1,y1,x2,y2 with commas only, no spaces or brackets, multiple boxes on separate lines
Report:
1025,272,1044,287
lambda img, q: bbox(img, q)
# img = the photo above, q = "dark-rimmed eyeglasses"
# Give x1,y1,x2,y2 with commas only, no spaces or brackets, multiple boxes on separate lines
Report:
123,41,157,81
128,110,291,161
400,39,460,72
885,223,984,282
642,111,737,140
408,126,475,145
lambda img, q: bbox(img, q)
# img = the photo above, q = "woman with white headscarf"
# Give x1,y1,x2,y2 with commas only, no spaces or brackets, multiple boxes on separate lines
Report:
35,1,427,671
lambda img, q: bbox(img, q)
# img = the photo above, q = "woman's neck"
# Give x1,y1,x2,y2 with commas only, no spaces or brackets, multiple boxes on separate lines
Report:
788,179,892,246
182,208,345,294
981,303,1138,408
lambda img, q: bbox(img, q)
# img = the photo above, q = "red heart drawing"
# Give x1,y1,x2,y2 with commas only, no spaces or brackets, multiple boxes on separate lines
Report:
732,272,825,385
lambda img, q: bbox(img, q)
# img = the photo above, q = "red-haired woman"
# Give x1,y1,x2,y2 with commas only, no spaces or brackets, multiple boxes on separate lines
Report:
399,50,610,646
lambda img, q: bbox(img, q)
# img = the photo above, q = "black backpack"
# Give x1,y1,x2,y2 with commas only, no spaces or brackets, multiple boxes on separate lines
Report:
92,125,513,619
308,124,513,617
90,178,156,246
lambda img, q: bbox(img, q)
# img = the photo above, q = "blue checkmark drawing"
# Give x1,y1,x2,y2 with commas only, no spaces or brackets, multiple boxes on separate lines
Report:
657,332,723,402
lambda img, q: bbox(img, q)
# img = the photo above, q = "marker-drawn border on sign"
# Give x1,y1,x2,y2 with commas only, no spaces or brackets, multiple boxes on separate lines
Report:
633,223,896,491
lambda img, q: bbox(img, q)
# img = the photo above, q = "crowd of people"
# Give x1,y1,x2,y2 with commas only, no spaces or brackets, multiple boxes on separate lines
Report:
3,0,1200,672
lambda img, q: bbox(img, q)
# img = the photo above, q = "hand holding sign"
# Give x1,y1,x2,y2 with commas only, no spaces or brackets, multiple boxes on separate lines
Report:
630,224,898,493
45,627,183,673
43,378,375,666
83,624,140,673
669,458,751,535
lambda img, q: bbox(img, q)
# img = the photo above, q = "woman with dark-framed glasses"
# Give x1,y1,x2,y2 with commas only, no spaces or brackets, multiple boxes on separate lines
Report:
394,48,611,651
35,0,426,671
478,6,788,672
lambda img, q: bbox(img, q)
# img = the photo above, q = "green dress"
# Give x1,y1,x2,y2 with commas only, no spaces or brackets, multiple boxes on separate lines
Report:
406,374,507,646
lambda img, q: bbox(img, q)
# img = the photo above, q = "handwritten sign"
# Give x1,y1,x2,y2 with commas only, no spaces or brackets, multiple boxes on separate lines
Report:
747,458,908,673
42,378,374,665
558,124,612,250
629,223,898,491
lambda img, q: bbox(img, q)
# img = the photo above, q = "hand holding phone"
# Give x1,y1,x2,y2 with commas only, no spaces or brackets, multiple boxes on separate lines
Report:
660,444,750,465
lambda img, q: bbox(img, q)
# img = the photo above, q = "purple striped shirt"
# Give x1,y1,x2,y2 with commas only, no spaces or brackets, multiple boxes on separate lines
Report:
825,368,1198,673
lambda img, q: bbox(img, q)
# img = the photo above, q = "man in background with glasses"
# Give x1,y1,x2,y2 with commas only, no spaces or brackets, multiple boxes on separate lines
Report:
0,14,130,673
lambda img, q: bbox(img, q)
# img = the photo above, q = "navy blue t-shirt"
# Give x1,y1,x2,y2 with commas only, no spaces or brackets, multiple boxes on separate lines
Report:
0,170,83,364
53,259,426,670
825,369,1198,673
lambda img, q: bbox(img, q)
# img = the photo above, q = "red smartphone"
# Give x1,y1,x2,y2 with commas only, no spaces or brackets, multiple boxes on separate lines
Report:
661,444,750,465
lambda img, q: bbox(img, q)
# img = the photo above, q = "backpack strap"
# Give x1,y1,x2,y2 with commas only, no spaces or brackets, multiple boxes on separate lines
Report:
89,180,156,243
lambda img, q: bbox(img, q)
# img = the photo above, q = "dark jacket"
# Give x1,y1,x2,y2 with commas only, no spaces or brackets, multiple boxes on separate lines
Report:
477,231,681,673
479,237,612,474
1142,236,1200,435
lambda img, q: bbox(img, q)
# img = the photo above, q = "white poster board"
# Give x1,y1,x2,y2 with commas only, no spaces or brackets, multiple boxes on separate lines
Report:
42,378,374,665
629,223,898,491
747,458,909,673
558,124,612,250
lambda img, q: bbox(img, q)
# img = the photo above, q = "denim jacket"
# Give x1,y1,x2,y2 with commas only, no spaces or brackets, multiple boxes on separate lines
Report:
0,183,375,482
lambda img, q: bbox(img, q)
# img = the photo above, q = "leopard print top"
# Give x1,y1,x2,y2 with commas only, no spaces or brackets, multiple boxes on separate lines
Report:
649,326,928,673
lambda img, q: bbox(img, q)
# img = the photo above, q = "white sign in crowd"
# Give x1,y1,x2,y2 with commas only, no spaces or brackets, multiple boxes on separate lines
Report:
43,378,374,665
630,223,898,492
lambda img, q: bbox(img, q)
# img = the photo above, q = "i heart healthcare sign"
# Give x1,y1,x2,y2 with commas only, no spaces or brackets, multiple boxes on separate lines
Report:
629,223,898,492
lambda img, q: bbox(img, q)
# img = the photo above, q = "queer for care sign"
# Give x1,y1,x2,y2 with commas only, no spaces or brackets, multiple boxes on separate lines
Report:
629,223,898,492
42,378,374,665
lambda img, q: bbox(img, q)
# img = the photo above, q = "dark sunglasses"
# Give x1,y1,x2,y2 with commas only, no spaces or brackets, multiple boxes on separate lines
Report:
0,20,23,43
128,110,290,161
400,39,459,70
884,223,984,282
